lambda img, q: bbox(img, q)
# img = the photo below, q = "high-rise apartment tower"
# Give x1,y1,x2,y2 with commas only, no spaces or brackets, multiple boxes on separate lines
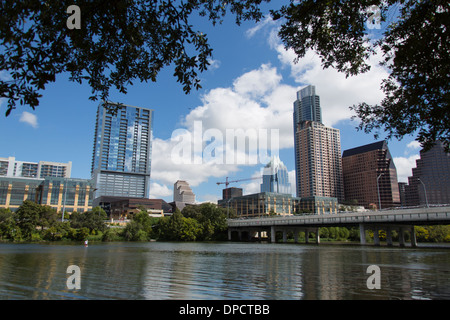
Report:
91,102,153,199
293,86,344,202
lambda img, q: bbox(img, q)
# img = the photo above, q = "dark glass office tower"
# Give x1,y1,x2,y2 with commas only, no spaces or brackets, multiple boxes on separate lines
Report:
91,102,153,199
342,141,400,209
405,141,450,206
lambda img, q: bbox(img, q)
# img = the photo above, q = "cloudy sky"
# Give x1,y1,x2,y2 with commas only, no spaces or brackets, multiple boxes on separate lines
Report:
0,6,421,204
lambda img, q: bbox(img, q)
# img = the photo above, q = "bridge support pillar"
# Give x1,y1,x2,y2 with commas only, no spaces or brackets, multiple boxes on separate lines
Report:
315,228,320,244
399,227,405,247
294,231,299,243
282,229,287,243
271,226,276,243
373,228,380,246
228,229,232,241
386,227,393,246
305,230,309,244
411,226,417,247
359,224,366,245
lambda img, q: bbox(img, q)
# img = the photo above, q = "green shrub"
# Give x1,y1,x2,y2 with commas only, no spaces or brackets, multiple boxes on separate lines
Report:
123,221,149,241
102,228,125,242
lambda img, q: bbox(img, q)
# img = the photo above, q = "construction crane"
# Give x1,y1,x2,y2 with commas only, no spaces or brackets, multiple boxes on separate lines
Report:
216,176,261,188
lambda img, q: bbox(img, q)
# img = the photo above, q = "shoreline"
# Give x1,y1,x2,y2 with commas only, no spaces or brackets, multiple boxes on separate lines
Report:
2,238,450,249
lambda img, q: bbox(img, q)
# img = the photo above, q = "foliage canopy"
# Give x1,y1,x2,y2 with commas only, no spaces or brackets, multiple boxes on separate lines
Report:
273,0,449,150
0,0,267,115
1,0,448,149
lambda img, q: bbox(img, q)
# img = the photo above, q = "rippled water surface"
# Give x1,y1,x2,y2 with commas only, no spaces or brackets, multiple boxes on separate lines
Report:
0,242,449,299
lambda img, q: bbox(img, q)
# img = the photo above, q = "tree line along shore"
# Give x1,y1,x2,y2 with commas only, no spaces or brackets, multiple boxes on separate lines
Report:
1,200,449,244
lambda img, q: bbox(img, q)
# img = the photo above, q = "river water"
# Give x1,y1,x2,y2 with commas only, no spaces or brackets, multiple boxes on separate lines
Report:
0,241,449,300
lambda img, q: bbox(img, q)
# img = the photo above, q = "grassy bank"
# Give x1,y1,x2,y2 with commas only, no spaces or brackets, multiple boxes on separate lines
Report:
2,201,449,244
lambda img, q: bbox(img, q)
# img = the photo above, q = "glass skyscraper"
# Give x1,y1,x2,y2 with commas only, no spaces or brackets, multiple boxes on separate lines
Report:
404,141,450,206
91,102,153,199
293,85,322,126
260,156,291,195
342,141,400,209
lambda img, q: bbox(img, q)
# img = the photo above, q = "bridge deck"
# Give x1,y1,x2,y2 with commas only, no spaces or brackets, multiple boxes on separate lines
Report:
228,206,450,228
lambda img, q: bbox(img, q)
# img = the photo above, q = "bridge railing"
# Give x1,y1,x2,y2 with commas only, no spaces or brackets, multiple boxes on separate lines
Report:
228,206,450,227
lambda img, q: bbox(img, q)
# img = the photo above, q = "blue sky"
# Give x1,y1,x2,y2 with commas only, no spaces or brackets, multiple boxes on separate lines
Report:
0,7,421,204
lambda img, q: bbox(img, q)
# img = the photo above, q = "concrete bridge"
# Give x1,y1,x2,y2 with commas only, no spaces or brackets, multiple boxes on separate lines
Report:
227,206,450,247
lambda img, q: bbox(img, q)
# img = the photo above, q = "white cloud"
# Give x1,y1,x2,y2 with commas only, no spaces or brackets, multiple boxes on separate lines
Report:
240,170,263,195
149,181,172,199
149,23,390,201
145,47,306,199
394,154,420,182
149,66,289,197
407,140,421,150
184,64,296,151
196,194,220,204
19,111,38,128
150,136,240,187
233,64,282,98
246,16,277,39
270,34,389,127
207,58,221,71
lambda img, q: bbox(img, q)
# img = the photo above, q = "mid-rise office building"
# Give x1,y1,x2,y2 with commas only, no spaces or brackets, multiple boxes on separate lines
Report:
293,86,344,203
342,141,400,209
218,192,301,217
172,180,196,211
105,197,173,219
0,157,72,178
260,155,291,195
173,180,195,203
222,187,243,200
404,141,450,206
91,102,153,199
0,176,94,212
298,196,339,215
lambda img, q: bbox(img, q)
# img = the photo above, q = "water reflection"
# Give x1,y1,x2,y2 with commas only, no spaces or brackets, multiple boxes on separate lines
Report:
0,242,448,300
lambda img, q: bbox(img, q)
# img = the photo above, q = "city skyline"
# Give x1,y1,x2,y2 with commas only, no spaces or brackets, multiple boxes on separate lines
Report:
0,15,422,204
